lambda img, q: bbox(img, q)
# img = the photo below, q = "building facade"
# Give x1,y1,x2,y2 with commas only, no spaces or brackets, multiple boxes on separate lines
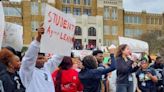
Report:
2,0,164,48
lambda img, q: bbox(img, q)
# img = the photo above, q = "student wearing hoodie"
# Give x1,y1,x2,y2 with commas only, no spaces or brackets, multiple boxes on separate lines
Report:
19,24,63,92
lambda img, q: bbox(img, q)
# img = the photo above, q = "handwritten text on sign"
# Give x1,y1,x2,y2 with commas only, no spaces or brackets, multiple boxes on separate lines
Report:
40,4,76,56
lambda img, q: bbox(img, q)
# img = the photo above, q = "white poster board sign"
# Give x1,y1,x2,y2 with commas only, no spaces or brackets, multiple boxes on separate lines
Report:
41,4,76,56
119,37,149,53
2,22,23,51
72,50,93,59
0,2,5,50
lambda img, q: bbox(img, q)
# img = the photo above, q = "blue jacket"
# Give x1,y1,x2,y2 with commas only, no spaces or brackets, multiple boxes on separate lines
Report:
79,54,116,92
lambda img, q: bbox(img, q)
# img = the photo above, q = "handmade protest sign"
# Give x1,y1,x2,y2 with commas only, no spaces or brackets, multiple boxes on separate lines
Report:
41,4,76,56
0,2,5,50
2,22,23,51
119,37,149,53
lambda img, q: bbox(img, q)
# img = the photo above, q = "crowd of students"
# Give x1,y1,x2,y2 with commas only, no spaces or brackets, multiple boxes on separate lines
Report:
0,24,164,92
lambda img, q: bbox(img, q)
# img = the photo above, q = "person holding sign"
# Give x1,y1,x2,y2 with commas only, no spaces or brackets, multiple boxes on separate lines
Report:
19,24,63,92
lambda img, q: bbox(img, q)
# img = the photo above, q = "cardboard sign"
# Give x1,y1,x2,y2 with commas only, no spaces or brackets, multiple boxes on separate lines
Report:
0,2,5,50
72,50,93,59
2,22,23,51
100,46,107,52
108,44,116,49
41,4,76,56
119,37,149,53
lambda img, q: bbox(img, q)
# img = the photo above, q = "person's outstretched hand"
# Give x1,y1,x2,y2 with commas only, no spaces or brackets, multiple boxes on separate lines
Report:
36,23,44,42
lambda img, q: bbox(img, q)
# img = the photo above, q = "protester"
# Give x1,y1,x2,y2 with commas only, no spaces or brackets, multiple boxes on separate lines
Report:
72,57,83,72
93,50,108,92
93,50,104,66
136,57,158,92
0,57,8,92
162,67,164,92
79,48,116,92
150,56,164,92
4,46,23,61
0,48,25,92
115,44,139,92
52,56,83,92
71,52,83,72
19,24,63,92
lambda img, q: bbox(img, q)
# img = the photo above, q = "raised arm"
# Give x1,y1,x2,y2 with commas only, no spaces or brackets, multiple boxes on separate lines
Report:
88,53,116,79
19,24,44,87
19,40,40,87
44,55,63,73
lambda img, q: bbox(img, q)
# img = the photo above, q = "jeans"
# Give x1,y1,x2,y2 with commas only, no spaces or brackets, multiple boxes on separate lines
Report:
116,82,133,92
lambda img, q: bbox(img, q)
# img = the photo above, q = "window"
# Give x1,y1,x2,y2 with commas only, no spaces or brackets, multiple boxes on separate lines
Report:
155,18,158,24
124,16,142,24
74,0,80,4
41,3,46,16
138,16,142,24
74,39,82,50
62,7,71,13
146,17,151,24
125,29,133,37
73,8,81,15
4,7,21,17
104,26,110,35
111,26,118,35
104,6,110,19
75,26,82,35
147,17,162,25
88,27,96,36
151,18,154,24
134,17,138,24
103,40,111,46
103,40,117,46
159,18,162,25
31,21,39,32
111,7,117,20
124,16,129,23
84,0,91,5
125,29,143,37
83,9,91,16
63,0,70,4
146,17,149,24
134,29,143,37
31,2,39,15
128,16,132,23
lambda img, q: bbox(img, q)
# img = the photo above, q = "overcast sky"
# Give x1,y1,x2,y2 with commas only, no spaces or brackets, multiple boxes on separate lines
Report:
9,0,164,14
123,0,164,13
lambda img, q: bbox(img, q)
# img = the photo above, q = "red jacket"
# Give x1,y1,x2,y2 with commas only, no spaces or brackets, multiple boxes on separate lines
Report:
52,69,83,92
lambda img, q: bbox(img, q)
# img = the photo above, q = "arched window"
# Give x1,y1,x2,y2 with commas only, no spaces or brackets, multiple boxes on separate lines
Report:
75,26,82,35
88,27,96,36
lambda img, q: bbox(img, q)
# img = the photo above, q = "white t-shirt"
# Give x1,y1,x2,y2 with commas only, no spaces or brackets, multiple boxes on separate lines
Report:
20,40,63,92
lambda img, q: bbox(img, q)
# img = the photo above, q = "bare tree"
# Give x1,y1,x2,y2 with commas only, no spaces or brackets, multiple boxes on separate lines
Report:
140,31,164,54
